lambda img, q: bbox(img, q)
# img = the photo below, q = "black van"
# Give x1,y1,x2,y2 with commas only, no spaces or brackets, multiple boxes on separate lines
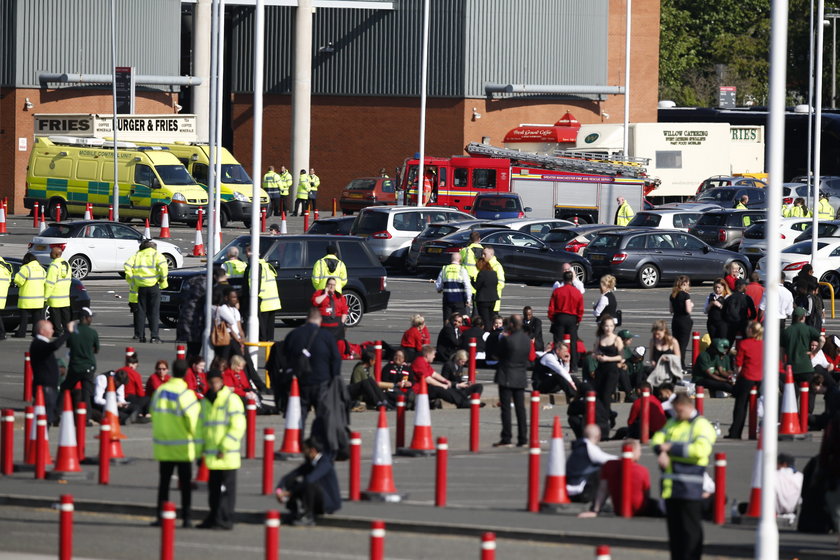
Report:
159,235,390,328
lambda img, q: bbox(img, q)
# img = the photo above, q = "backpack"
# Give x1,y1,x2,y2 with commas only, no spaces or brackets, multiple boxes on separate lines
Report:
724,293,747,323
292,328,320,380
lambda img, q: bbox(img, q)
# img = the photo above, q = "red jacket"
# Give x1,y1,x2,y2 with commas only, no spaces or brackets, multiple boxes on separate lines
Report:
410,356,435,384
548,284,584,322
311,290,349,327
627,397,667,435
119,366,145,397
223,368,251,397
401,326,431,351
185,367,208,397
145,372,168,396
736,338,764,381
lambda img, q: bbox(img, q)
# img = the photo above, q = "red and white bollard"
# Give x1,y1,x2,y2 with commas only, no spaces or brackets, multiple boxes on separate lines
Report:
619,443,633,517
395,394,406,450
33,201,40,228
349,431,361,501
469,392,481,453
640,388,650,444
303,210,310,231
373,342,383,382
160,501,176,560
530,391,540,446
800,382,810,433
695,385,705,416
265,510,280,560
24,352,33,402
1,409,13,475
75,403,87,461
260,207,267,233
369,520,385,560
23,406,33,461
468,338,477,384
59,494,74,560
108,205,114,221
435,437,448,507
714,452,727,525
527,441,541,512
481,532,496,560
748,386,758,440
262,429,275,495
585,391,597,427
692,331,700,367
98,423,111,485
595,545,612,560
176,344,186,361
246,396,257,459
34,414,47,479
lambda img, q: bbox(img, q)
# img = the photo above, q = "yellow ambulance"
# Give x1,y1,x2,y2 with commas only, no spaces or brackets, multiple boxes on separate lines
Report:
25,136,208,225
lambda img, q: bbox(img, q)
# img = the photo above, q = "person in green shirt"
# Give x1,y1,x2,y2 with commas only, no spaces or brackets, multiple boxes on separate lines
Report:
781,306,822,386
692,338,734,396
348,349,391,411
60,307,100,409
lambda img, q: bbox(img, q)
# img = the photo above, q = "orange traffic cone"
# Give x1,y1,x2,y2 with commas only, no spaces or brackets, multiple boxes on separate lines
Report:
280,211,288,234
362,407,403,502
48,391,87,479
38,207,47,233
397,377,434,456
744,435,762,517
96,375,127,461
540,416,571,510
26,386,52,465
159,206,171,239
276,376,302,458
83,203,92,220
0,200,7,235
143,218,152,239
192,457,209,488
779,367,802,436
193,209,205,256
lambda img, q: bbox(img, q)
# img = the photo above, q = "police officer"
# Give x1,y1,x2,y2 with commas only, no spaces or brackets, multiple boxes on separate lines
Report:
482,247,505,313
124,240,168,343
734,195,748,210
222,246,247,279
294,169,311,216
0,256,12,340
197,369,246,530
615,196,635,226
262,165,282,217
460,231,483,281
308,168,320,211
151,359,200,528
651,393,717,560
45,246,72,336
435,252,471,324
14,252,46,338
245,245,282,341
278,165,293,214
312,245,348,292
818,192,834,220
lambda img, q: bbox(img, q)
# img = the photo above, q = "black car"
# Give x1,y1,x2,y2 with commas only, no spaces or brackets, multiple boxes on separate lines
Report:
693,186,768,209
159,235,390,327
582,229,749,289
1,257,91,329
405,219,498,271
687,209,766,251
543,225,622,254
416,227,592,284
306,216,355,236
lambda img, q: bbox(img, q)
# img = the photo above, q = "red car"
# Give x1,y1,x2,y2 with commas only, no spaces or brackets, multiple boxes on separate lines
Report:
339,177,397,213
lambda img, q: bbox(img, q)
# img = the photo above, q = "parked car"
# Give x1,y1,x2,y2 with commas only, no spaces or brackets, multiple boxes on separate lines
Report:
793,220,840,243
626,209,704,231
739,218,812,264
0,257,90,330
755,239,840,292
687,209,766,251
350,206,472,268
544,225,622,255
339,177,397,214
29,221,184,279
488,218,573,240
159,235,390,328
306,216,355,236
782,183,840,215
465,193,532,220
583,229,749,289
415,227,592,284
693,186,768,209
696,175,767,194
405,219,496,271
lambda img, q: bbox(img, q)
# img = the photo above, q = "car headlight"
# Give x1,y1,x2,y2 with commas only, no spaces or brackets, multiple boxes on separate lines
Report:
172,192,186,202
233,191,249,202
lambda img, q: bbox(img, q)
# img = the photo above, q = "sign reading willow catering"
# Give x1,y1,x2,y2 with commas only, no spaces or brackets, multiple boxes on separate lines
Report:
662,130,709,146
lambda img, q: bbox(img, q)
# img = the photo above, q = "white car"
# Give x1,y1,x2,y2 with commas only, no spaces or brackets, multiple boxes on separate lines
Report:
487,218,574,240
739,218,812,263
755,239,840,291
625,209,705,231
29,221,184,279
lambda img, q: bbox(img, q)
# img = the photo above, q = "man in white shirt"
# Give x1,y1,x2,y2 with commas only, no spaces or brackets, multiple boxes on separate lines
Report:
565,424,617,502
759,272,794,333
532,343,578,402
93,370,139,424
776,453,803,516
552,262,585,294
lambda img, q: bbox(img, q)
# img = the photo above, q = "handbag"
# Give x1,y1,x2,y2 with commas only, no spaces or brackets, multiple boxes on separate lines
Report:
210,309,231,347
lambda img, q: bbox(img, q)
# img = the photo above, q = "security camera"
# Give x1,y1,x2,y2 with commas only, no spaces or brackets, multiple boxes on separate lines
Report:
472,107,481,120
602,112,610,119
173,103,183,113
23,98,34,110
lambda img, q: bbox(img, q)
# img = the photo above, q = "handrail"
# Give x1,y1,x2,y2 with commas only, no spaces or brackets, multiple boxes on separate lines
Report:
244,341,275,387
819,282,836,319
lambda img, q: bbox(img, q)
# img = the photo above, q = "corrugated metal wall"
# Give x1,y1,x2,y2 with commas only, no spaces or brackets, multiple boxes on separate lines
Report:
13,0,181,87
463,0,609,98
0,0,15,86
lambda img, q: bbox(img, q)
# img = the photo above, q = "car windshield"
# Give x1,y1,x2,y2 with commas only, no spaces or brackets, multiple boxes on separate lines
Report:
697,189,737,203
420,224,458,239
627,213,661,227
783,241,828,255
743,223,765,237
696,213,728,226
309,221,341,234
39,225,74,238
475,197,521,211
213,236,275,263
220,164,252,185
351,211,388,235
545,230,577,244
588,234,621,250
155,165,198,186
800,223,840,237
346,179,377,191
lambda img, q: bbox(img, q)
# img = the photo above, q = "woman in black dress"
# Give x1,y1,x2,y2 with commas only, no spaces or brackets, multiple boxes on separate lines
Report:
592,314,625,413
472,258,499,331
704,278,730,340
669,275,694,369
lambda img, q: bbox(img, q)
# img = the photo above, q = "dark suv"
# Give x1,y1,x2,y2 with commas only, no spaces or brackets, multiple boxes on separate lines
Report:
159,235,390,327
688,209,765,251
693,186,768,209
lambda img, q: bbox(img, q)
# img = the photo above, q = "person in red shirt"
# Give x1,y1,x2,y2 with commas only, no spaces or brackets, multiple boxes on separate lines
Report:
223,354,253,401
744,272,764,313
400,314,431,363
184,355,208,398
723,262,740,292
548,270,585,372
118,351,150,417
578,439,654,518
409,345,464,407
145,360,170,396
727,320,764,439
311,277,349,341
625,382,667,439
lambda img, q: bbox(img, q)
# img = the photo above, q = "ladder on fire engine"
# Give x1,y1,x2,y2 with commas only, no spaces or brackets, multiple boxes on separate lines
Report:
464,142,649,179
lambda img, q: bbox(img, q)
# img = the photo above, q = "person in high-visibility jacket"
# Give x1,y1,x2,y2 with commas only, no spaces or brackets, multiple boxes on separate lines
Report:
615,196,635,226
151,359,200,527
460,231,484,281
734,195,749,210
650,393,717,560
128,277,140,340
784,197,811,218
482,247,505,313
14,253,46,338
294,169,311,216
0,256,12,340
197,370,246,530
435,252,471,324
244,245,282,342
124,240,168,343
308,168,320,211
312,245,348,292
222,246,247,279
818,192,835,220
262,165,282,217
44,246,72,336
278,165,293,214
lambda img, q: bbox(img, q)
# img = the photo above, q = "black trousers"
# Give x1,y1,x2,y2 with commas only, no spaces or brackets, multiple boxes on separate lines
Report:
476,302,495,332
287,478,325,519
532,372,579,402
442,302,467,325
348,377,387,408
129,303,142,338
671,316,693,369
207,469,237,529
695,377,733,396
551,314,579,372
136,285,161,339
728,377,760,439
49,306,71,337
269,196,283,216
157,461,192,522
498,386,527,445
36,385,60,425
299,384,324,435
17,307,45,337
665,498,704,560
293,198,308,216
428,384,467,408
259,310,276,342
60,367,96,412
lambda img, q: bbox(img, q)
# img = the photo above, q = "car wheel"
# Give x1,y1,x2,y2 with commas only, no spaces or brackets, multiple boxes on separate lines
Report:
67,254,91,280
570,262,588,284
343,290,365,327
820,271,840,296
163,254,177,270
150,205,165,227
733,261,748,279
219,209,229,228
637,264,660,289
48,199,67,221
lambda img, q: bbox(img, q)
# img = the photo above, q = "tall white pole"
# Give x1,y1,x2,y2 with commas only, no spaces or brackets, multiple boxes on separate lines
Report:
291,0,313,204
416,0,430,208
833,16,837,109
757,0,787,558
813,0,826,263
622,0,631,158
111,0,120,222
203,0,220,362
248,0,265,367
807,0,815,209
214,1,226,246
193,0,213,142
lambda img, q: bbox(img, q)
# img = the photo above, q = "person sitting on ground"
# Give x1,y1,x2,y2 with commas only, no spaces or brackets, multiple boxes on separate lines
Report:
410,344,466,408
776,453,804,517
693,338,735,396
565,424,618,503
625,382,667,440
380,349,415,407
579,439,655,518
119,350,149,415
523,305,545,352
399,314,431,363
657,383,676,418
440,349,484,407
184,355,208,399
145,359,171,396
223,355,255,401
809,339,834,378
348,349,392,411
809,373,840,430
435,312,464,363
623,345,648,391
93,369,141,424
615,329,639,402
459,315,487,357
483,314,506,365
645,320,683,388
275,437,341,526
532,342,578,403
567,382,613,439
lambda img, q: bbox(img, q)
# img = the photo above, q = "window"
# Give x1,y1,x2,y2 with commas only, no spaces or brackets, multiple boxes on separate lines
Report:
111,224,142,240
473,169,497,189
830,246,840,258
352,211,388,235
484,232,511,245
627,213,660,227
134,165,155,187
525,222,554,239
267,241,303,268
381,180,395,193
347,180,375,191
82,224,112,239
647,234,675,249
193,164,209,186
422,211,451,225
673,234,705,250
655,151,683,169
696,213,728,226
304,241,331,267
508,232,541,248
783,242,827,255
673,213,700,228
154,165,196,186
454,168,469,188
625,236,646,250
589,234,621,249
338,241,376,267
220,164,251,184
393,212,423,231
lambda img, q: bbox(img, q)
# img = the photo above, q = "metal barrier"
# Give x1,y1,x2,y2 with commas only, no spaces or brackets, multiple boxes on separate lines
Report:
244,341,275,388
819,282,836,319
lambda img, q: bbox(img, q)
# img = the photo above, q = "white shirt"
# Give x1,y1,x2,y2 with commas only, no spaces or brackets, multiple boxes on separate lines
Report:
776,467,803,514
538,351,575,389
93,375,126,407
592,293,609,319
215,304,242,337
811,349,830,369
552,277,585,294
566,439,618,495
759,284,794,319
